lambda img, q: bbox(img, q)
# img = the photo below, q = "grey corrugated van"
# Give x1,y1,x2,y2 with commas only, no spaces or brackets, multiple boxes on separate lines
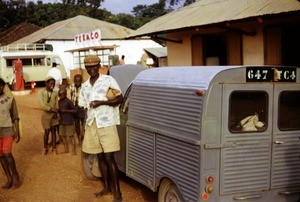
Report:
85,65,300,202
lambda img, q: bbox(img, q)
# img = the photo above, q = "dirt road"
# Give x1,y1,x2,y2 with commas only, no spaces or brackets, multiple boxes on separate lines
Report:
0,87,157,202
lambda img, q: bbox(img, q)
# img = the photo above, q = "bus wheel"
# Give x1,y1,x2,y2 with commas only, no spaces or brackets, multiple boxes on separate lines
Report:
81,152,98,180
158,178,184,202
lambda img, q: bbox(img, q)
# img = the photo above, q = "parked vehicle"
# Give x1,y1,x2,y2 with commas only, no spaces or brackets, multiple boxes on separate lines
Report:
0,43,67,88
81,64,147,179
83,65,300,202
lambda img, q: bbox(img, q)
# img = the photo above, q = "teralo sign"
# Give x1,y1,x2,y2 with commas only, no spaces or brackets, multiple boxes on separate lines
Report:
74,29,101,45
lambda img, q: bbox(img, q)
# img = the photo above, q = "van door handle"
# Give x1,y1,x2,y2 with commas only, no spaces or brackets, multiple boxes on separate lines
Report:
274,140,285,144
205,142,235,149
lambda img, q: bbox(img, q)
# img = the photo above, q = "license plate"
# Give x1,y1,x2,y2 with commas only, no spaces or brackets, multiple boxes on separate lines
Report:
246,67,296,82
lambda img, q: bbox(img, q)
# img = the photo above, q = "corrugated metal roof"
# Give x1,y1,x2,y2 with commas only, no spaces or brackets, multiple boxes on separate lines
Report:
13,15,134,44
129,0,300,38
144,47,167,58
0,22,41,46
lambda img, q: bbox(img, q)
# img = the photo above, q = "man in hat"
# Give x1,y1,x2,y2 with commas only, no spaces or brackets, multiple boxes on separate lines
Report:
38,76,59,155
0,77,21,189
78,55,123,201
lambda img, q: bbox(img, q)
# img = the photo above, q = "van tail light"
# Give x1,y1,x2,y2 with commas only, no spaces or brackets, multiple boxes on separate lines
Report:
205,185,214,193
195,89,204,96
202,175,214,200
206,176,214,183
202,192,209,200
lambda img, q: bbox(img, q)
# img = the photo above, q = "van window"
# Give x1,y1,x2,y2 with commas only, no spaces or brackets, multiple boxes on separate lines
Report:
229,91,268,132
278,91,300,130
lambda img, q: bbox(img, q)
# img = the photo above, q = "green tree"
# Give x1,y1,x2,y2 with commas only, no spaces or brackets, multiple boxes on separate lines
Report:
132,1,168,26
131,0,195,26
0,0,195,33
62,0,104,8
107,13,140,30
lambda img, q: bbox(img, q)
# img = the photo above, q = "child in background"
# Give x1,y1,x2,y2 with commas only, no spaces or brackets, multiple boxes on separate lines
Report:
70,74,85,146
39,76,59,155
58,87,76,155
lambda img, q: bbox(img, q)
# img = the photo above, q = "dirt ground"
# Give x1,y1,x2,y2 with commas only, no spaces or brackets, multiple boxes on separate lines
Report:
0,87,157,202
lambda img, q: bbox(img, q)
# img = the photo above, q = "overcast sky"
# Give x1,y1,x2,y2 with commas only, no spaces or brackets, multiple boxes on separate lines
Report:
28,0,159,14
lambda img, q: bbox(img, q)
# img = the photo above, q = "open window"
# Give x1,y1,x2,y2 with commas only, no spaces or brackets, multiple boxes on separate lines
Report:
229,91,268,132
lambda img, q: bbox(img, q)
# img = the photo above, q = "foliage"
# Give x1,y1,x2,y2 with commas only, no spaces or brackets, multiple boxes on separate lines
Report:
132,1,170,27
0,0,195,32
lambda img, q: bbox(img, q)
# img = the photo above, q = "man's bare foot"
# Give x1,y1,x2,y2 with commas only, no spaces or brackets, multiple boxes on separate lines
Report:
2,180,12,189
13,173,20,187
94,188,112,197
113,193,123,202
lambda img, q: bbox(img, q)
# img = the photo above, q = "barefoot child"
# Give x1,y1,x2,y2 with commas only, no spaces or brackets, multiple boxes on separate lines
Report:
39,76,59,155
70,74,85,146
58,87,76,155
0,77,20,189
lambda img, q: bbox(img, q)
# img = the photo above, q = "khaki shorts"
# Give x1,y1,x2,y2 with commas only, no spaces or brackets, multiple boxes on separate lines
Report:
82,121,120,154
59,124,75,137
41,112,59,129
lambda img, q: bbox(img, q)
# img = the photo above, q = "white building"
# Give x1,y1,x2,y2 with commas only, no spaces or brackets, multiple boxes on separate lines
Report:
12,15,162,77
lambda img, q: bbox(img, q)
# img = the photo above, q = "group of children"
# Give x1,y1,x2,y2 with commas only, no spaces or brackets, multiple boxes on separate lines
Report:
0,73,84,190
39,74,84,155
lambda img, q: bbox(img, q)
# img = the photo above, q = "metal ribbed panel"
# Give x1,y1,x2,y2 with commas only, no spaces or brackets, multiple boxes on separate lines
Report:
272,133,300,188
130,85,203,138
156,135,200,202
127,127,154,186
221,134,271,194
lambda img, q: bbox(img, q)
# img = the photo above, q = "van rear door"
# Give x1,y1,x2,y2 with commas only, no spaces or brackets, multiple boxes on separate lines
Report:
272,84,300,190
221,84,273,194
221,81,300,199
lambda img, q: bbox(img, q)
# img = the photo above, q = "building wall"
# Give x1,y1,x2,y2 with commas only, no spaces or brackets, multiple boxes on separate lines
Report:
46,39,162,77
165,14,300,67
166,25,265,66
167,32,193,66
242,28,264,65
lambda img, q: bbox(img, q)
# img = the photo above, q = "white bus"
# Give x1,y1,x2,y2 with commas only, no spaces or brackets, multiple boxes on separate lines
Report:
0,43,67,88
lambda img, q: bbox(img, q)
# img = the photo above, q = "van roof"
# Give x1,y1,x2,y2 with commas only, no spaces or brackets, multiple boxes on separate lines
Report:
133,66,241,90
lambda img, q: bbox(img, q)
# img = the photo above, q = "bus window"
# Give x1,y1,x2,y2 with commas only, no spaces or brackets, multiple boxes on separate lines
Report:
34,58,42,65
46,58,52,66
229,91,268,132
278,91,300,130
6,59,14,67
21,59,32,66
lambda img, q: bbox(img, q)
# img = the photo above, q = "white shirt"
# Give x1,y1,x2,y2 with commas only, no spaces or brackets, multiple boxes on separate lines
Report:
78,74,122,128
47,67,62,90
